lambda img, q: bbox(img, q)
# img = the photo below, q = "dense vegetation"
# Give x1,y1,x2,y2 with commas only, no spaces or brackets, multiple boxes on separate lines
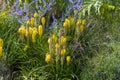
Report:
0,0,120,80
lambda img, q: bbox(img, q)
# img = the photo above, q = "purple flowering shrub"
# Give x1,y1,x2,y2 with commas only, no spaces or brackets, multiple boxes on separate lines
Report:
10,0,83,27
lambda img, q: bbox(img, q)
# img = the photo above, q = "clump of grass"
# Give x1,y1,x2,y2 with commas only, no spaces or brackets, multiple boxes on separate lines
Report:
81,42,120,80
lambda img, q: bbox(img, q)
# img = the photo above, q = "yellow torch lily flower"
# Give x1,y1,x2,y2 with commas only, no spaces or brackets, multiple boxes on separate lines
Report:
34,12,39,18
55,43,60,49
45,54,51,63
66,56,71,64
0,47,3,57
76,19,82,27
63,21,68,28
26,20,30,25
32,27,37,33
38,25,43,37
18,25,26,36
60,36,67,46
61,49,66,56
63,18,70,28
41,17,46,26
2,12,6,18
65,18,70,28
29,27,33,35
52,34,57,43
68,16,75,27
30,17,35,25
82,19,86,25
48,38,51,44
0,38,3,47
48,37,52,56
32,27,37,43
80,25,84,33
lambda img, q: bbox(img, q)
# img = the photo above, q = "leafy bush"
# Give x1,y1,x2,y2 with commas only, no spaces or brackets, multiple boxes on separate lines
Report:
81,42,120,80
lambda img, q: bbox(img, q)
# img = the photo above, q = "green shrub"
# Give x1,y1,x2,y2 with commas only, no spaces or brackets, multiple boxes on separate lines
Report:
81,42,120,80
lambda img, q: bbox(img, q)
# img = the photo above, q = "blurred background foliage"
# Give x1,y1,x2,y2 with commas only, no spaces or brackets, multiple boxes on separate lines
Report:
0,0,120,80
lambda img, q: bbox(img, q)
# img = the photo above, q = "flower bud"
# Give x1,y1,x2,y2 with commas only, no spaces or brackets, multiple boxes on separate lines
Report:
48,38,51,44
82,19,86,25
0,47,3,57
52,34,57,43
0,38,3,47
65,19,70,28
2,12,6,18
55,43,60,49
32,27,37,43
34,13,39,18
45,54,51,63
63,22,67,28
26,20,30,25
41,17,46,26
31,17,35,25
18,25,26,36
29,27,33,35
76,19,82,27
80,25,84,33
61,49,66,56
38,25,43,37
23,45,29,52
66,56,71,64
60,36,67,45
